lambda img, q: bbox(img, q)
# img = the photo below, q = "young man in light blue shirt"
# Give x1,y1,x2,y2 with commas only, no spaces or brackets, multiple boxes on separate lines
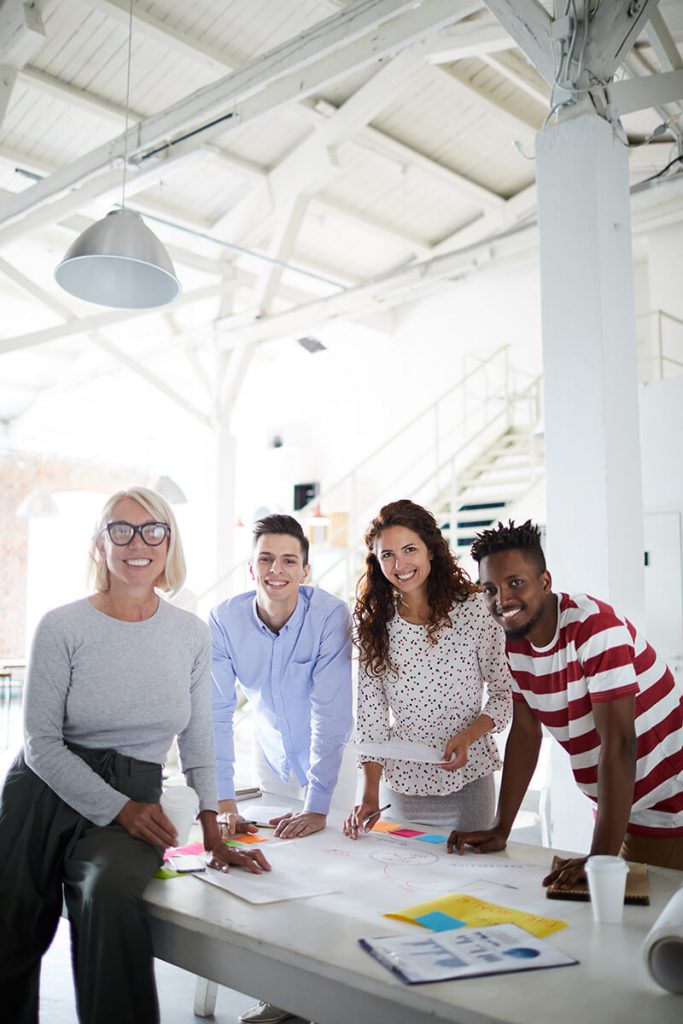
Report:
210,513,353,851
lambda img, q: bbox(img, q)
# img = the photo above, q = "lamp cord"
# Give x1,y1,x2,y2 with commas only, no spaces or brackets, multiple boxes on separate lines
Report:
121,0,134,209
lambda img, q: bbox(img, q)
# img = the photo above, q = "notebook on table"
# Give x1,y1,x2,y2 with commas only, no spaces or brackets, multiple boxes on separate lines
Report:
545,857,649,905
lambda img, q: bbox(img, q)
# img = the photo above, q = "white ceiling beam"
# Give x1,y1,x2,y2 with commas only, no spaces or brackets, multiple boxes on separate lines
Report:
646,6,683,71
0,65,17,124
311,195,430,256
0,283,223,356
211,40,432,240
481,0,554,85
0,255,213,424
0,0,45,66
0,0,45,127
608,67,683,117
79,0,235,75
18,64,134,123
433,64,541,134
304,98,505,210
584,0,660,81
252,195,312,316
426,17,514,63
0,0,481,231
480,50,549,107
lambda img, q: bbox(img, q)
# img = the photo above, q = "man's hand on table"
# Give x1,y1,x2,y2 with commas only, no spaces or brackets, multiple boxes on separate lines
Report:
217,812,259,839
542,855,588,889
269,810,326,838
447,827,508,855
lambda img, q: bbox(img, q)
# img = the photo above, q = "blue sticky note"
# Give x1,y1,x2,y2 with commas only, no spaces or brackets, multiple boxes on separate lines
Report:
415,833,447,844
414,911,466,932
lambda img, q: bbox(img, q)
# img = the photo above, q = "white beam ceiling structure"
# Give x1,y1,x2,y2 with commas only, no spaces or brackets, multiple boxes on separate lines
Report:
0,0,682,429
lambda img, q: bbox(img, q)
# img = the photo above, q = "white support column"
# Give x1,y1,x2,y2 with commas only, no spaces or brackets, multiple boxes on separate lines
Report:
536,112,645,625
214,412,237,607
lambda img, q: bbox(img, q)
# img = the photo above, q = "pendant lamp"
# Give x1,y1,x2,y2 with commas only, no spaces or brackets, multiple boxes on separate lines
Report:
54,1,181,309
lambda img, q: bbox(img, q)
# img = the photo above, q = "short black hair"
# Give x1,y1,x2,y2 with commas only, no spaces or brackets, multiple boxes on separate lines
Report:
471,519,546,573
252,513,309,565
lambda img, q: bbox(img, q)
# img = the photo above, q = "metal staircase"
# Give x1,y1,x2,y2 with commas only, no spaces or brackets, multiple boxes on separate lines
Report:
299,345,544,599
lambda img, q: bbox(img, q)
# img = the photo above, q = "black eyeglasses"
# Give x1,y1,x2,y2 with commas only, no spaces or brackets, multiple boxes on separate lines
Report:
104,521,170,546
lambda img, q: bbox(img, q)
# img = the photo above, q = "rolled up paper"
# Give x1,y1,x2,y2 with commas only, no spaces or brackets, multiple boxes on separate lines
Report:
642,885,683,993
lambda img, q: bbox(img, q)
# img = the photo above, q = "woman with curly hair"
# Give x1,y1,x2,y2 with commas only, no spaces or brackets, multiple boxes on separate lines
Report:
344,499,512,838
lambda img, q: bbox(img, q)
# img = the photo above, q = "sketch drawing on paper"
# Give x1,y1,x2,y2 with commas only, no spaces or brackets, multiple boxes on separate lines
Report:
370,848,439,866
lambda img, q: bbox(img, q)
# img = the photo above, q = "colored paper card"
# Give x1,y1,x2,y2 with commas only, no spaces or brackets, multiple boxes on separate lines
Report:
231,833,269,845
386,892,567,939
163,840,204,862
414,911,466,932
370,820,403,833
154,866,179,879
390,828,425,838
415,833,447,844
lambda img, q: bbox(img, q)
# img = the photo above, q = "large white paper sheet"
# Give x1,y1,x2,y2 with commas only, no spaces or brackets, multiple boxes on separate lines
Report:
195,843,339,904
239,803,294,826
355,739,450,764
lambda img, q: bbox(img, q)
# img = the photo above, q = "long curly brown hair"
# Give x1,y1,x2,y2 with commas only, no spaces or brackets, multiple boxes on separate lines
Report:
354,499,478,677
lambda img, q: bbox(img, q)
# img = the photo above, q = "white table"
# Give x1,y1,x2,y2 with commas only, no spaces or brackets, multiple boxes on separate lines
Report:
144,811,683,1024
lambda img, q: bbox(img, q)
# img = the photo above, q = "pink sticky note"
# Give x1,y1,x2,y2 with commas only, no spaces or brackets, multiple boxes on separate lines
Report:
389,828,424,838
163,840,204,862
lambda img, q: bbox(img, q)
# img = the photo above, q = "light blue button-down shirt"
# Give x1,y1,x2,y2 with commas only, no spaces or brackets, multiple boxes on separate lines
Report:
210,585,353,815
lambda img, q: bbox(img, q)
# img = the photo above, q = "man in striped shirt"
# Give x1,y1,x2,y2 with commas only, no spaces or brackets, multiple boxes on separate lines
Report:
447,520,683,888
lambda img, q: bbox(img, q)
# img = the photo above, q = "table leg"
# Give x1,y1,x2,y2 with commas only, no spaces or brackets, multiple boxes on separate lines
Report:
193,976,218,1017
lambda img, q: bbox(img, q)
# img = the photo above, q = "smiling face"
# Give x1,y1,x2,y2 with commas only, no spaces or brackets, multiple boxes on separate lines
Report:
249,533,309,611
98,496,169,593
478,548,555,644
375,525,432,599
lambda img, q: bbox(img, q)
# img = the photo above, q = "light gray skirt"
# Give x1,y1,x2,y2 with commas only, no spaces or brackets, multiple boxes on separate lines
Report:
385,773,495,830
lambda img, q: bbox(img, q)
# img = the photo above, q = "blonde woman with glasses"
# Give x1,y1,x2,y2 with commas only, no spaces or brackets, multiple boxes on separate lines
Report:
0,486,269,1024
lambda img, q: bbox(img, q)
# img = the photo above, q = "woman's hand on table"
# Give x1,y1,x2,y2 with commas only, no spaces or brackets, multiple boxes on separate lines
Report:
542,855,588,889
439,729,472,771
201,811,271,874
343,801,382,840
270,810,326,839
115,800,178,848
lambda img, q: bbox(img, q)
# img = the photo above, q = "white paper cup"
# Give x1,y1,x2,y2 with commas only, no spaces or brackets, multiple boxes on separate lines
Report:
160,785,199,846
586,855,628,924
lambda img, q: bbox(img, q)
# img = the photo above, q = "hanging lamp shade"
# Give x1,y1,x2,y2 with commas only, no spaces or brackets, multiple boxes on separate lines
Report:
54,208,182,309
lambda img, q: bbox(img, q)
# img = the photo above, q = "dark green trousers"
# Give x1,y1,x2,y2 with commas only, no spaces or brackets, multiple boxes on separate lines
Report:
0,746,163,1024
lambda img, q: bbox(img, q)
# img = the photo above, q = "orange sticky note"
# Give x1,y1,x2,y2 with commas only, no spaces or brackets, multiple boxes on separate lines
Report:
231,833,268,844
370,820,403,833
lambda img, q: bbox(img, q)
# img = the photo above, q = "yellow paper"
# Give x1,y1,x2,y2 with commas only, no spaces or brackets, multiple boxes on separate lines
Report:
385,892,567,938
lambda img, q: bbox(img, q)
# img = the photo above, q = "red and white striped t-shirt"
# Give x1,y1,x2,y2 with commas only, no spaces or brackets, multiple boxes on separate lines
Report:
507,593,683,836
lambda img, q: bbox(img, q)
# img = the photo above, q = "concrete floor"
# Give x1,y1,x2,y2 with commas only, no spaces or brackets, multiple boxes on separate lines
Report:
1,689,544,1023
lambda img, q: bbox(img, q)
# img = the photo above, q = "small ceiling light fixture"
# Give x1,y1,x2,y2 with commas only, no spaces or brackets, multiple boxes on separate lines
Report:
17,488,59,518
297,336,327,354
154,475,187,504
54,0,181,309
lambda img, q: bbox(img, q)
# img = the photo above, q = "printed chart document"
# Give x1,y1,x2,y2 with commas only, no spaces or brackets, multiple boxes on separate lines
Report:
359,924,577,984
355,739,450,764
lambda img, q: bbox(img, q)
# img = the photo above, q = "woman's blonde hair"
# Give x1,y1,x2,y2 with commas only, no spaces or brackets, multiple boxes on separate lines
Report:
89,486,186,596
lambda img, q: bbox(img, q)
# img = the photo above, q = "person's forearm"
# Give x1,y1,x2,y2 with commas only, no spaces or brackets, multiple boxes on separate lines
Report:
494,725,542,836
464,713,494,744
360,761,383,804
590,732,637,855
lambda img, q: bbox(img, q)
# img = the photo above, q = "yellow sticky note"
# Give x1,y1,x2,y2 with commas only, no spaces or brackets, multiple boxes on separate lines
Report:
370,820,404,833
385,892,567,939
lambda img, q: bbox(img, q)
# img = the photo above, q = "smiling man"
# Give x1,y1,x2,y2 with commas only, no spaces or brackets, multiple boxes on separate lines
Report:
210,513,353,841
447,520,683,885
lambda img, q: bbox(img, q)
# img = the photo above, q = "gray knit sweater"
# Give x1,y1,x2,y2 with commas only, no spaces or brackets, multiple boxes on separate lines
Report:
23,597,216,826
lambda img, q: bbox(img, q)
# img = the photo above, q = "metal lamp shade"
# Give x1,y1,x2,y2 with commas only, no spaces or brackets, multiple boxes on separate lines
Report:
54,208,182,309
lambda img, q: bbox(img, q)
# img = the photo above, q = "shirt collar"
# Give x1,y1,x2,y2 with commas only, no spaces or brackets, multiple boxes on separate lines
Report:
251,589,306,635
